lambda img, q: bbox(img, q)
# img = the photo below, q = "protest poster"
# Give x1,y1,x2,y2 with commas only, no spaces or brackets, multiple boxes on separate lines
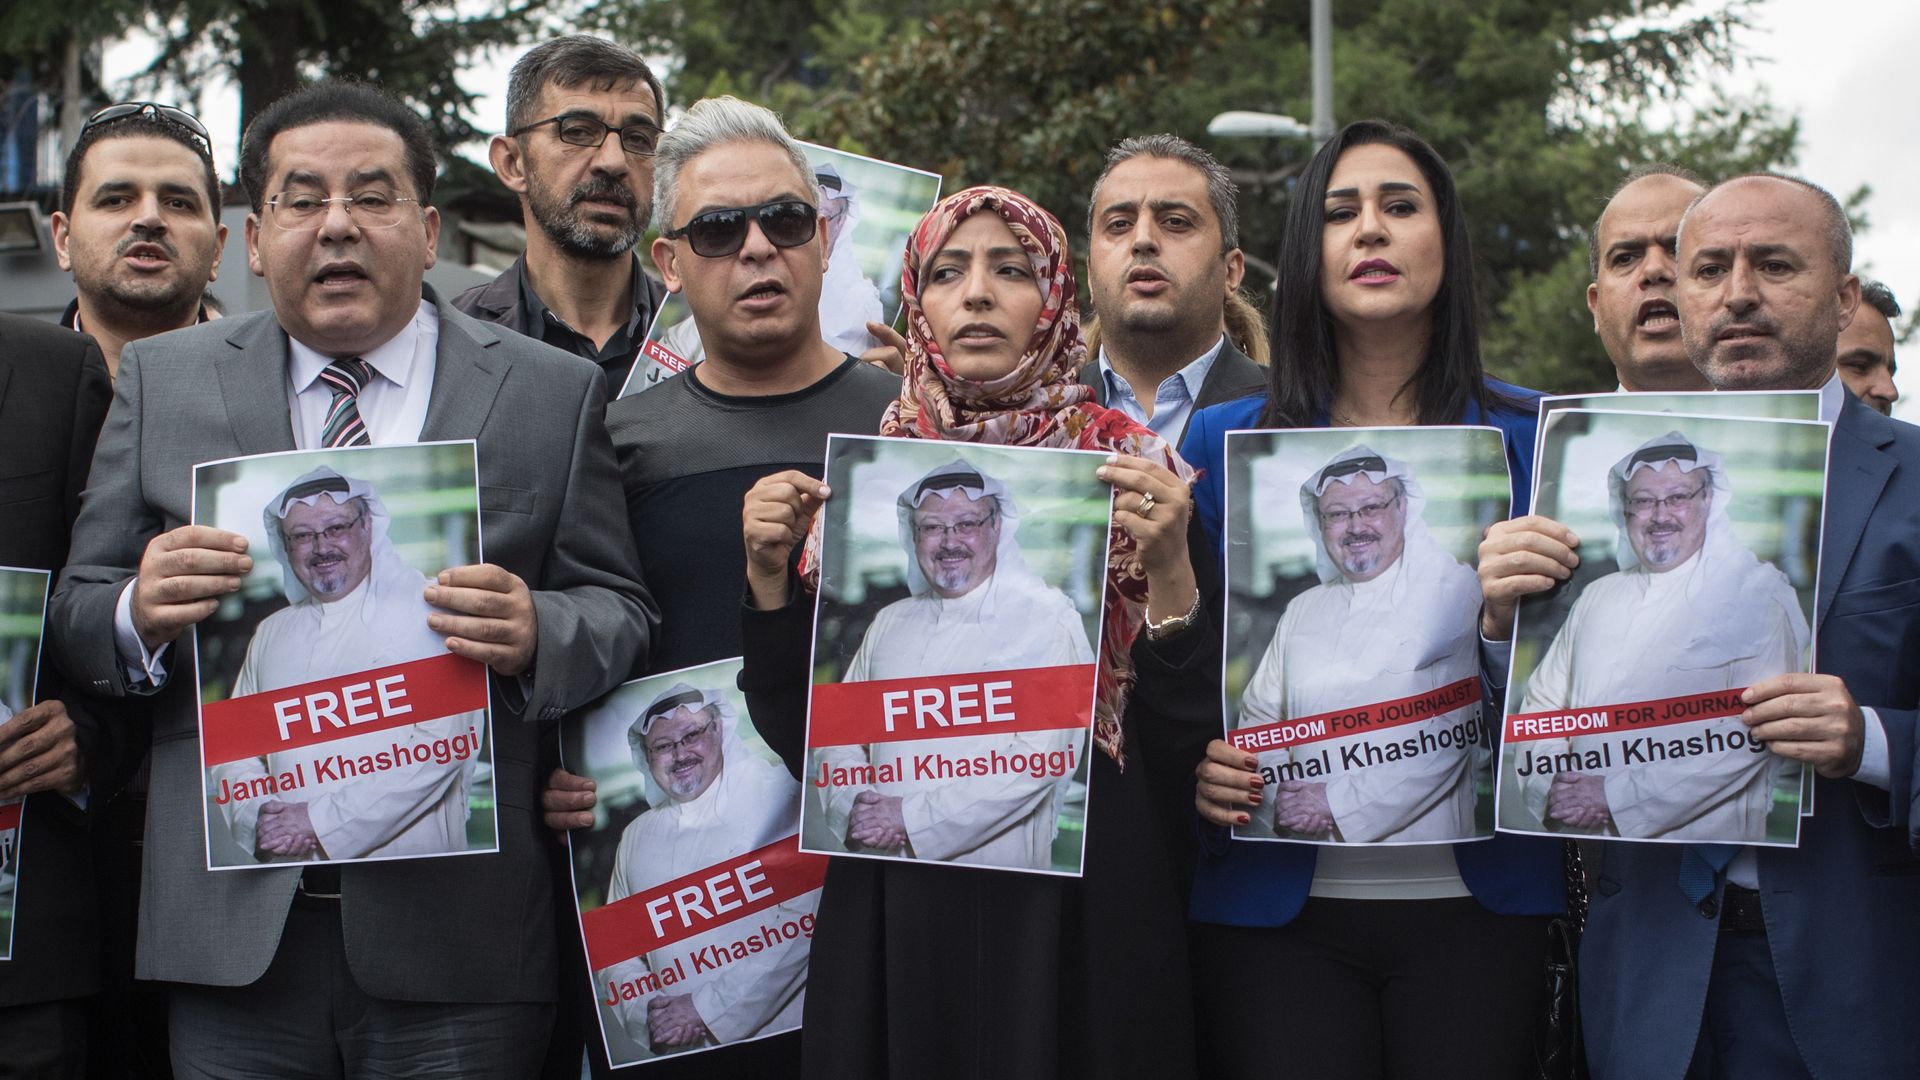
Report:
619,143,943,397
0,565,51,960
191,442,497,870
1494,410,1828,846
800,436,1111,876
1533,389,1820,476
563,658,826,1067
1221,428,1507,845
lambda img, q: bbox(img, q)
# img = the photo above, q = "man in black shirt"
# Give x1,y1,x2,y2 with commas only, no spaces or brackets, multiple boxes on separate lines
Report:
542,95,897,1080
453,36,667,393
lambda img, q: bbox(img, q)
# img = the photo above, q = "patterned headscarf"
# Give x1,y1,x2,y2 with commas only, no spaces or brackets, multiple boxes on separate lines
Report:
860,185,1195,766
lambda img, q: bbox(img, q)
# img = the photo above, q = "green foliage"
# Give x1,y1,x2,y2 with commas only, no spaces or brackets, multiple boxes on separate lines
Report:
573,0,1810,396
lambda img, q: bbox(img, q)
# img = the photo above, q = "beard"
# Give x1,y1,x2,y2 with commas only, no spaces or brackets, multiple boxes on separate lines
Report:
1685,310,1836,391
926,543,981,594
527,172,645,260
1335,528,1385,577
1634,524,1693,568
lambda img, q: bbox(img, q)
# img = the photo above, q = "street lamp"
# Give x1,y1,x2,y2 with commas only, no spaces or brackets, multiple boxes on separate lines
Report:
1206,111,1310,141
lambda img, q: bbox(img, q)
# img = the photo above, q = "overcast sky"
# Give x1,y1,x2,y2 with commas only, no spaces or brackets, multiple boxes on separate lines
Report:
103,0,1917,417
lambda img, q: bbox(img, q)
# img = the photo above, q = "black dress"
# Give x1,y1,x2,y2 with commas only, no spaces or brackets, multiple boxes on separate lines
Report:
738,524,1220,1080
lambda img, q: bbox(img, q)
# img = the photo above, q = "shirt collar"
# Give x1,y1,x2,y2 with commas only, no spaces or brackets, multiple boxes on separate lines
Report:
516,254,654,337
1818,370,1845,423
1096,333,1227,401
288,299,436,394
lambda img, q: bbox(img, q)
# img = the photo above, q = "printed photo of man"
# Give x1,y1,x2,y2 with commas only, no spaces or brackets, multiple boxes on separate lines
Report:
207,464,489,864
1515,431,1808,841
817,459,1093,870
597,683,813,1055
1236,443,1484,843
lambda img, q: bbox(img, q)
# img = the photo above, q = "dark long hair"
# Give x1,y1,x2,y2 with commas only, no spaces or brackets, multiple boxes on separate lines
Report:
1259,119,1511,427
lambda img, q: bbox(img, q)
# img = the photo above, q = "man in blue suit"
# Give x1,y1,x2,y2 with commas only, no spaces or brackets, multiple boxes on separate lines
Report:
1481,172,1920,1078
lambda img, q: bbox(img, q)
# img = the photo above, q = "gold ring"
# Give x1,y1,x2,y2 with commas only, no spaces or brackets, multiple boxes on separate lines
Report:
1136,492,1156,518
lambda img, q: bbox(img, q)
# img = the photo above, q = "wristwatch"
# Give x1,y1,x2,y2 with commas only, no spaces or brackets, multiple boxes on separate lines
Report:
1144,589,1203,641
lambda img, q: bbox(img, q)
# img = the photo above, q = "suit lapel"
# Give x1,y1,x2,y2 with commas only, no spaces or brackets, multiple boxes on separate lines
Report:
420,293,508,442
1817,395,1896,624
1076,359,1105,404
213,312,297,455
1194,341,1266,410
0,361,12,417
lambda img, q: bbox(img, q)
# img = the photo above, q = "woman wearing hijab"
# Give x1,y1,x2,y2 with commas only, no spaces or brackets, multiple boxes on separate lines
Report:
1180,120,1562,1078
739,186,1212,1079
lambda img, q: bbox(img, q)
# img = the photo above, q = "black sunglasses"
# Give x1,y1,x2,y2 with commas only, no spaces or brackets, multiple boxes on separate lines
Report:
662,199,818,258
83,102,214,158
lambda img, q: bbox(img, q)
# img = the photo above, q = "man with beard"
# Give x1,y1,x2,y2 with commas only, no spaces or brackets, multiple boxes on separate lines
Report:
816,461,1093,869
1836,278,1900,415
1585,164,1711,392
809,162,885,357
1513,433,1806,842
1481,173,1920,1079
51,101,226,376
208,468,484,863
454,36,667,393
598,685,813,1054
1080,135,1267,444
1237,445,1484,843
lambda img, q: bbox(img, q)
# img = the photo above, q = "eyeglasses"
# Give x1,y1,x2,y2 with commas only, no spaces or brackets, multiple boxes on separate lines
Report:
645,719,716,758
82,102,214,159
264,191,420,231
1625,482,1707,517
283,508,367,551
510,112,662,157
913,514,996,542
662,199,818,258
1318,492,1402,528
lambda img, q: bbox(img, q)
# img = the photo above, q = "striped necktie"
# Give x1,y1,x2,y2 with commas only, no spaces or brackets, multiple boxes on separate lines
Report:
318,358,374,448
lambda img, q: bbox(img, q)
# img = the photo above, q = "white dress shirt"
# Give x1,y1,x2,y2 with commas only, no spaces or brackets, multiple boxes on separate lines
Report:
113,301,441,686
1096,334,1225,440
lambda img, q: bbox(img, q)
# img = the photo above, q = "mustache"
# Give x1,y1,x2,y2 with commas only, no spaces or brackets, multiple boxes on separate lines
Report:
1710,312,1779,339
1340,530,1382,547
934,543,975,560
116,230,179,259
569,176,637,211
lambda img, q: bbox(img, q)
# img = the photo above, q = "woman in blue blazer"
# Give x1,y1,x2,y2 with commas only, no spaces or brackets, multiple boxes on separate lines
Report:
1177,120,1563,1079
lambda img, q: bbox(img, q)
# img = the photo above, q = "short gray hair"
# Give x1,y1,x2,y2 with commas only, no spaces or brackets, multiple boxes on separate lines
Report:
1860,277,1903,320
652,96,815,232
1089,134,1240,252
1680,172,1852,275
504,36,663,135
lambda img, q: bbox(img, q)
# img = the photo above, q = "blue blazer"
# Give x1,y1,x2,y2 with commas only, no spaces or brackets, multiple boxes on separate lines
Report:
1179,377,1564,926
1579,391,1920,1079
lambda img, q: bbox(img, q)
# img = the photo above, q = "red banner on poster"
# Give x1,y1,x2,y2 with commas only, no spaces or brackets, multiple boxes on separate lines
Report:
1503,687,1750,743
808,663,1095,749
582,835,827,970
643,339,689,374
0,801,18,833
1230,676,1482,753
200,653,488,766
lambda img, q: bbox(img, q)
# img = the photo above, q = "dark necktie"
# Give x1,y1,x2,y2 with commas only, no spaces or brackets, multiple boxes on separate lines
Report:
318,358,375,447
1678,843,1738,907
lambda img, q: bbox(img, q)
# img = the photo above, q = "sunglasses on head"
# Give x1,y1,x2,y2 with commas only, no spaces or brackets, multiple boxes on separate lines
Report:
83,101,214,158
662,199,818,258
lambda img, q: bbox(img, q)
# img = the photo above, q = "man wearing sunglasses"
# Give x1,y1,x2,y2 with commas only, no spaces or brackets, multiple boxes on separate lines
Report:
454,36,667,395
543,96,897,1080
48,79,653,1079
50,101,227,378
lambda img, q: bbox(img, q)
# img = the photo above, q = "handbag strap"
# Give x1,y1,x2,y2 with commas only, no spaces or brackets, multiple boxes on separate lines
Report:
1563,840,1590,934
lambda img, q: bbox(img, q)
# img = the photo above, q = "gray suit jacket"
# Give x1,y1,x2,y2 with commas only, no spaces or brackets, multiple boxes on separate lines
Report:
47,287,656,1000
1077,337,1268,446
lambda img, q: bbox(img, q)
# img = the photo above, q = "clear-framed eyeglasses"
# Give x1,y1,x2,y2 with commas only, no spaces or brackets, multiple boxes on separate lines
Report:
1625,481,1708,517
283,508,367,550
265,191,421,230
913,514,996,542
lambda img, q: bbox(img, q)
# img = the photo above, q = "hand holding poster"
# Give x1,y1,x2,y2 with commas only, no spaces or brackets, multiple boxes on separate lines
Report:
1224,429,1507,845
192,443,498,870
563,660,825,1067
801,436,1111,876
620,143,943,397
0,565,52,960
1494,411,1828,846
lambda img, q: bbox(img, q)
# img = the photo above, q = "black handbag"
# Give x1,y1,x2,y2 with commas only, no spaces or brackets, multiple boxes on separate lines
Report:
1536,840,1590,1080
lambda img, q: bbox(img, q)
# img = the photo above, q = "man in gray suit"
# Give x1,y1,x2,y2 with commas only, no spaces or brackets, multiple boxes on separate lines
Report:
1080,134,1268,445
48,80,655,1077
